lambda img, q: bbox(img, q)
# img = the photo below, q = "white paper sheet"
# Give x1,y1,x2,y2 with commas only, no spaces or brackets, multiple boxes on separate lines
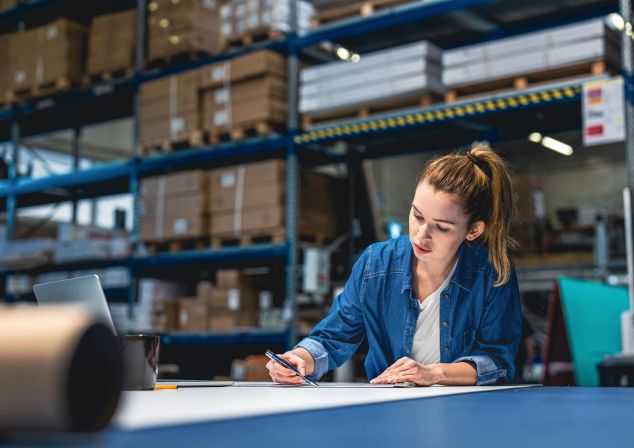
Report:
114,383,537,430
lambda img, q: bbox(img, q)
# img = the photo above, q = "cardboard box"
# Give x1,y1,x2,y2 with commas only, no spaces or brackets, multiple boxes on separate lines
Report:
201,50,287,87
147,0,220,62
7,19,85,91
0,0,16,12
178,297,208,331
196,280,214,302
139,70,202,144
140,190,209,216
216,269,246,289
230,355,271,381
141,170,208,197
152,298,179,332
87,9,136,75
208,307,258,330
140,208,208,240
209,287,258,312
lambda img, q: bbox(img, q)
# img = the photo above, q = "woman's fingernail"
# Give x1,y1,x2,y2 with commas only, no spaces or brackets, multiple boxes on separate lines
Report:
387,377,394,383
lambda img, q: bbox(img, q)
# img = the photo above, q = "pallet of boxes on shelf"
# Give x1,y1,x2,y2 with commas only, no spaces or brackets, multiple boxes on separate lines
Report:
442,18,620,102
311,0,416,27
300,41,445,129
5,19,85,102
85,9,136,84
200,50,288,143
209,159,339,248
0,0,16,12
139,170,210,251
53,223,130,263
147,0,221,68
219,0,314,49
139,68,204,153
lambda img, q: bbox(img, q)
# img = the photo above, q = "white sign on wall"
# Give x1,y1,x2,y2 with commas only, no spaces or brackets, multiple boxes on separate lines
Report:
582,77,625,146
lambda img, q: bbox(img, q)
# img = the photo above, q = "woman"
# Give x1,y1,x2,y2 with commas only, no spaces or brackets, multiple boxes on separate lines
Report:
267,142,522,386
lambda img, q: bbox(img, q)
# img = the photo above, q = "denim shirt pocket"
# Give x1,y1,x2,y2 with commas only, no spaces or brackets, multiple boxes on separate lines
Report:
463,329,475,354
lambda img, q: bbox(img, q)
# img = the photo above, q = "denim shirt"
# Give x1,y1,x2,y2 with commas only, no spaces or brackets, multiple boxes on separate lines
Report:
296,236,522,385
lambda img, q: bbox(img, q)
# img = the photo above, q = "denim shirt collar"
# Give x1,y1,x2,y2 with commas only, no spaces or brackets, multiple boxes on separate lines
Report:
400,238,474,295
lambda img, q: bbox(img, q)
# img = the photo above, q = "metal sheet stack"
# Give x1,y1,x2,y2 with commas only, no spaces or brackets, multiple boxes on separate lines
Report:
219,0,314,42
299,41,444,116
443,19,619,88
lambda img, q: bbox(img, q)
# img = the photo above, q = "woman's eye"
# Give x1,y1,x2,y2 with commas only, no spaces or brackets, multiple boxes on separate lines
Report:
437,225,449,233
414,214,423,221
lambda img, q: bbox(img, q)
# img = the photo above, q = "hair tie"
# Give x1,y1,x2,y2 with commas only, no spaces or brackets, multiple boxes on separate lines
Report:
467,152,492,180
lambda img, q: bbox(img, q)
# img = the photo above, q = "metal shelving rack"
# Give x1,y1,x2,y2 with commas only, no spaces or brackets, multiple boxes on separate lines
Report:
0,0,626,347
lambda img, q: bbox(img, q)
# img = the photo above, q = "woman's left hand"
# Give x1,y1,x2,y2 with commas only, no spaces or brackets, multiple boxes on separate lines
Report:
370,357,444,386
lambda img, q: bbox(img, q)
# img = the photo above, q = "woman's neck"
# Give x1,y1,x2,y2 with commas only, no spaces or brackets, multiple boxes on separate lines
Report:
413,254,458,286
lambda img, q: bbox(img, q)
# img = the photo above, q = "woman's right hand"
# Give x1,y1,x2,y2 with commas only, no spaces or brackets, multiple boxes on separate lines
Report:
266,349,314,384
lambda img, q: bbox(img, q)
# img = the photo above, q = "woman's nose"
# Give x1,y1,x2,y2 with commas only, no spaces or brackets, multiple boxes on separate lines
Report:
417,222,430,239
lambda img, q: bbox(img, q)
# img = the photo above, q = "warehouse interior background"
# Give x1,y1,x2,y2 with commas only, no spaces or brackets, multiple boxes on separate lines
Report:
0,0,633,387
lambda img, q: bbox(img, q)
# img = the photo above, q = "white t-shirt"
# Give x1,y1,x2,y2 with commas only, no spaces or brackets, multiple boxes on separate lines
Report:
411,261,457,365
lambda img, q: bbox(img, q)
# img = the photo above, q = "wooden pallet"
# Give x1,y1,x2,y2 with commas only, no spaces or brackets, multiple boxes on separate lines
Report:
144,237,209,254
312,0,412,26
220,28,281,50
5,75,73,103
445,60,608,103
139,129,206,156
146,49,211,70
82,67,134,85
208,121,285,144
302,93,439,129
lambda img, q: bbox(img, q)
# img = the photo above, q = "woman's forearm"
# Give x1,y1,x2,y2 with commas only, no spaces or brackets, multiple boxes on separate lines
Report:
433,361,477,385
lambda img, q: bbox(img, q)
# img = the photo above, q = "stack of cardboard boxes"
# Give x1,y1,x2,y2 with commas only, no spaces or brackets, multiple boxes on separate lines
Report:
86,9,136,77
139,69,201,148
209,159,338,242
138,50,287,149
139,170,210,242
7,19,85,94
200,50,287,139
147,0,221,63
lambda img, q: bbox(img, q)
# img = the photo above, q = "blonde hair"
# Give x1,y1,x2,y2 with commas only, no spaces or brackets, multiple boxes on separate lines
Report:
418,142,516,286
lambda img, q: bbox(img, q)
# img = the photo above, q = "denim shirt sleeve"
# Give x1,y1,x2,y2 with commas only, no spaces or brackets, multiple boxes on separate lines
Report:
295,246,370,381
453,269,522,385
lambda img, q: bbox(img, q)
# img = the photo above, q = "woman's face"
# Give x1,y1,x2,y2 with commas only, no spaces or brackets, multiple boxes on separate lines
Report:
409,180,479,265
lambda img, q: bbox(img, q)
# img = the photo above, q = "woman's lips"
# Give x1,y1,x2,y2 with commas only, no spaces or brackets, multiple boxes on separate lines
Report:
413,242,431,254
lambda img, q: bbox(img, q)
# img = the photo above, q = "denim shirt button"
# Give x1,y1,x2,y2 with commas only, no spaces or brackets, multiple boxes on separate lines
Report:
442,320,448,327
442,294,449,301
444,346,449,352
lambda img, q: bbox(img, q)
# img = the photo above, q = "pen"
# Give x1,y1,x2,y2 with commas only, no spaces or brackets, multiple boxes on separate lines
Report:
265,350,319,387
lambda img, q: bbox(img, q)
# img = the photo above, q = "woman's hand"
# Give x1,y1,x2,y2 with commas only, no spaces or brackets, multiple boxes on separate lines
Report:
370,357,444,386
266,348,315,385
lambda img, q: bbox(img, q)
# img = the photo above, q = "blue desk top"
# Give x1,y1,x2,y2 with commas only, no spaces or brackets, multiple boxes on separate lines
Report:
4,387,634,448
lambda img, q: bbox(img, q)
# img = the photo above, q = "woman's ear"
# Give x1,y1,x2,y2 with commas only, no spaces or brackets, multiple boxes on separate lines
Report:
466,221,485,241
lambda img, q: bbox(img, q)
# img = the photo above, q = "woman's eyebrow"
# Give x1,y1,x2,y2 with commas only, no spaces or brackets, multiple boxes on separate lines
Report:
411,204,456,225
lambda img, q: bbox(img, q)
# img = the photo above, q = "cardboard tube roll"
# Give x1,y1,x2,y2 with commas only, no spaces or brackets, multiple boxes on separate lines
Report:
0,305,122,432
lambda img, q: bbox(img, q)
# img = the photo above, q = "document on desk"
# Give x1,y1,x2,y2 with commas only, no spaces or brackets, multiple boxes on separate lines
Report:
232,381,417,388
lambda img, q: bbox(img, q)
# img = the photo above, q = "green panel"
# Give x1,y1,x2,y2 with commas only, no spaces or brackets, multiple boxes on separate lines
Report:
558,277,631,386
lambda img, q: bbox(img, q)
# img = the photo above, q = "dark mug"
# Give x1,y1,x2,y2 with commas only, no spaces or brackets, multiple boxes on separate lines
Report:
119,334,160,390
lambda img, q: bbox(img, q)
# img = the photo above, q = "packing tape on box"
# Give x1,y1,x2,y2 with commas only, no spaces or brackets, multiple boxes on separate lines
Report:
223,60,233,132
233,165,245,236
155,176,166,239
169,76,177,138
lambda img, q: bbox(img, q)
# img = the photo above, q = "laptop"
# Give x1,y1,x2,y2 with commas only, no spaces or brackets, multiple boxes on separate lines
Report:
33,274,117,335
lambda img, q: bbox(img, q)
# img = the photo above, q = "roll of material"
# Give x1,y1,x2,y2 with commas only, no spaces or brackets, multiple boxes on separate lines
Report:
0,305,123,433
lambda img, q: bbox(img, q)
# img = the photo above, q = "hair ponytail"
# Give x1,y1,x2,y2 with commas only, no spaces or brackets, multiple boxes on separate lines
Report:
419,142,516,286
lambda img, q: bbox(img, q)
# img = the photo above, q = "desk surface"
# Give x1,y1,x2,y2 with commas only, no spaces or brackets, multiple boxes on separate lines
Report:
4,386,634,448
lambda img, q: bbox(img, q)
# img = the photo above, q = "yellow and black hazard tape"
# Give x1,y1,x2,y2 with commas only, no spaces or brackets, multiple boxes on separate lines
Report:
294,84,582,145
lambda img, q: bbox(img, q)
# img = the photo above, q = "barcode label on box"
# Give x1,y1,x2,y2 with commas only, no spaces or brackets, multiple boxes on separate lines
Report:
228,289,241,311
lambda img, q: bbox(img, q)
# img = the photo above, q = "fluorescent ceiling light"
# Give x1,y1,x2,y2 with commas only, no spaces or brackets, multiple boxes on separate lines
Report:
528,132,542,143
606,13,625,31
541,136,573,156
336,47,350,60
